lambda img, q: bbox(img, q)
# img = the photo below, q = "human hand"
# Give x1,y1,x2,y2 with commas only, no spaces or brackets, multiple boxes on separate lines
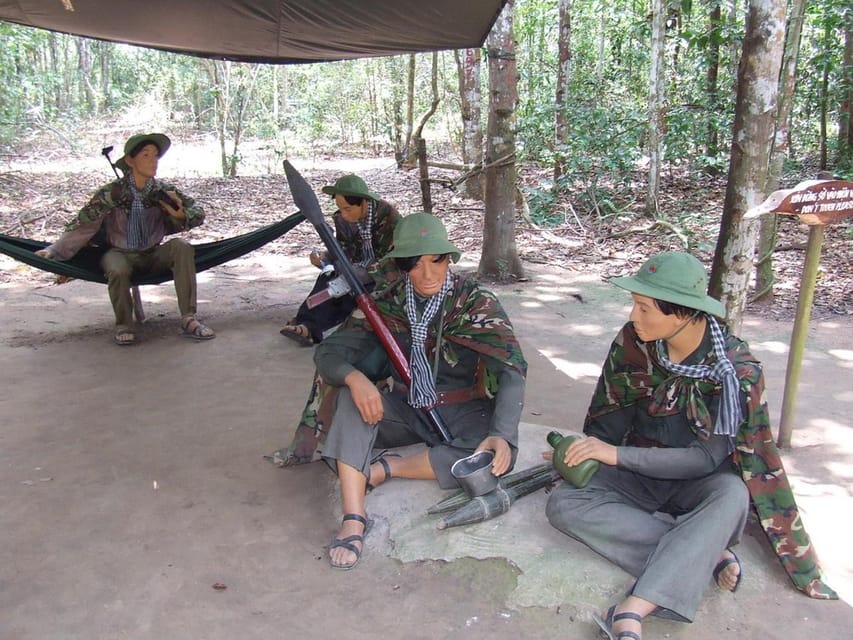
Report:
475,436,512,477
564,436,617,467
309,250,323,268
344,370,384,425
35,248,54,259
159,191,185,218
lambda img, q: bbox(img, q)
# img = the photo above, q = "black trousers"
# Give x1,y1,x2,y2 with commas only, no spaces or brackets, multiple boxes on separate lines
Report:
294,272,358,343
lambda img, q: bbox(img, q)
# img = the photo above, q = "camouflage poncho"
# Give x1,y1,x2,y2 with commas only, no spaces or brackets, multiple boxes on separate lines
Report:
586,322,837,600
270,268,526,466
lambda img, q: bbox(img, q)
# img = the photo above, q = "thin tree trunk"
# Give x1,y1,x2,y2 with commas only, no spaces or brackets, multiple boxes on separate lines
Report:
838,10,853,165
819,16,831,170
480,0,524,282
405,54,415,153
76,39,97,115
705,4,722,159
710,0,786,333
554,0,572,183
645,0,666,217
414,53,440,211
455,48,484,200
755,0,806,302
98,41,111,111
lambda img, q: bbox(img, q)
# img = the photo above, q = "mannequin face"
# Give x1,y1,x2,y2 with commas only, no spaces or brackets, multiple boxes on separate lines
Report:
124,143,160,183
335,194,368,223
407,254,450,297
628,293,684,342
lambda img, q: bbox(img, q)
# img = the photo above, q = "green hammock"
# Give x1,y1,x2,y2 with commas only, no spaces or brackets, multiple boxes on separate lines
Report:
0,212,305,285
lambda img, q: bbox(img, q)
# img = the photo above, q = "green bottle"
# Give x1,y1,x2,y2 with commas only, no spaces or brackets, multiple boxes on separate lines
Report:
547,431,599,488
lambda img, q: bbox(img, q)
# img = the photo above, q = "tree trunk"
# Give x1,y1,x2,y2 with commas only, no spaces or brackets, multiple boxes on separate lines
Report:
755,0,806,302
75,39,97,115
819,15,831,171
480,0,524,282
98,41,111,111
705,4,722,159
413,53,440,210
554,0,572,183
405,54,416,154
645,0,666,217
455,48,484,200
838,10,853,167
710,0,786,333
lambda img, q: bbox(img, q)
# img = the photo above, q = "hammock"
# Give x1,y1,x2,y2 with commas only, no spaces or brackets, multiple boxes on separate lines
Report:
0,212,305,285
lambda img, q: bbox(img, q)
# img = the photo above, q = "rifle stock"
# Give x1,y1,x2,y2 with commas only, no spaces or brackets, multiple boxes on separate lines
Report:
283,160,452,443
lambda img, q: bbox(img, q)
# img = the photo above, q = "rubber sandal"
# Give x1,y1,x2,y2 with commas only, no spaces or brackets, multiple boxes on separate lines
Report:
279,323,313,347
593,604,643,640
713,549,743,593
114,328,136,346
327,513,371,570
365,451,401,493
181,317,215,340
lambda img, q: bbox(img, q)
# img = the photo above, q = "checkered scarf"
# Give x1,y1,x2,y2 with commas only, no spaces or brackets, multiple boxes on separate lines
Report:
404,269,454,408
126,174,154,250
655,314,742,438
356,200,376,266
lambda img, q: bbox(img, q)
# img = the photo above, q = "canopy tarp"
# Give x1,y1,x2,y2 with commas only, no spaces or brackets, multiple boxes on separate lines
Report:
0,0,506,63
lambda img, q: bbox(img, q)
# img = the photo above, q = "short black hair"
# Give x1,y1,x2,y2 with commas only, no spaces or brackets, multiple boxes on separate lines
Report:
655,299,700,319
332,194,365,206
395,253,451,273
129,140,161,158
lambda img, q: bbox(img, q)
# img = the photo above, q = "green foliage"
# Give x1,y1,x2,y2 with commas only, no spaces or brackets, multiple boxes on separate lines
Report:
1,0,851,186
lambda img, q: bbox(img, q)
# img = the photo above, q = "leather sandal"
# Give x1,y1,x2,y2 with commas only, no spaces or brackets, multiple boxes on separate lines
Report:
181,316,215,340
713,548,743,592
365,451,400,493
327,513,370,571
594,605,643,640
114,327,136,346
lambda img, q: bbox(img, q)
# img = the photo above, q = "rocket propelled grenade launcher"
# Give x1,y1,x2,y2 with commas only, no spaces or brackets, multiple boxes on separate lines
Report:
282,160,452,443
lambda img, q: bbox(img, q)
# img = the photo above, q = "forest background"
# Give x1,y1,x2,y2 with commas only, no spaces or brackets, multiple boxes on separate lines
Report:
1,0,851,321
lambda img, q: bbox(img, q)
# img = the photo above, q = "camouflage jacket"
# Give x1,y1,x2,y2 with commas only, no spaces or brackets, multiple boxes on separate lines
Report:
585,322,836,599
273,270,527,466
332,198,398,266
46,177,204,260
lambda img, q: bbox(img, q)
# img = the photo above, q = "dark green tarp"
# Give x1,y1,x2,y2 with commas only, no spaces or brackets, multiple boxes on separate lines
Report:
0,1,506,63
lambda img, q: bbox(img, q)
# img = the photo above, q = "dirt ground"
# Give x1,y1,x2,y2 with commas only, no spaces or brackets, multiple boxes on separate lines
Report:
1,250,851,640
1,139,852,638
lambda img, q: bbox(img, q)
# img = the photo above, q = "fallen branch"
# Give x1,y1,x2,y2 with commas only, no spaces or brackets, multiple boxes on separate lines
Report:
607,219,690,248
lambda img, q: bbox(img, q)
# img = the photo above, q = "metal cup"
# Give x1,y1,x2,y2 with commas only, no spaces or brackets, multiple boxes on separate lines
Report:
451,450,498,498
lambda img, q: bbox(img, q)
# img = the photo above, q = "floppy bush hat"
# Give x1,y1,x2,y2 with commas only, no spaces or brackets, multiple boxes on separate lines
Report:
384,212,461,263
609,251,726,318
115,132,171,173
321,174,380,201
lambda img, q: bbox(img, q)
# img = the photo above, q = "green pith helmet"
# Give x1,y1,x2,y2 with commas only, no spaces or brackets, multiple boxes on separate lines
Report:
114,133,171,174
384,212,461,263
320,174,380,201
609,251,726,318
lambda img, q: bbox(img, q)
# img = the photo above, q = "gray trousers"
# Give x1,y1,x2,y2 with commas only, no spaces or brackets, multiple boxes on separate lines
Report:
545,463,749,621
322,386,493,489
101,238,197,327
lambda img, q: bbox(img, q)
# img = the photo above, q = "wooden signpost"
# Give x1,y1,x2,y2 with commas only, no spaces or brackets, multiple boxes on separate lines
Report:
746,179,853,448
